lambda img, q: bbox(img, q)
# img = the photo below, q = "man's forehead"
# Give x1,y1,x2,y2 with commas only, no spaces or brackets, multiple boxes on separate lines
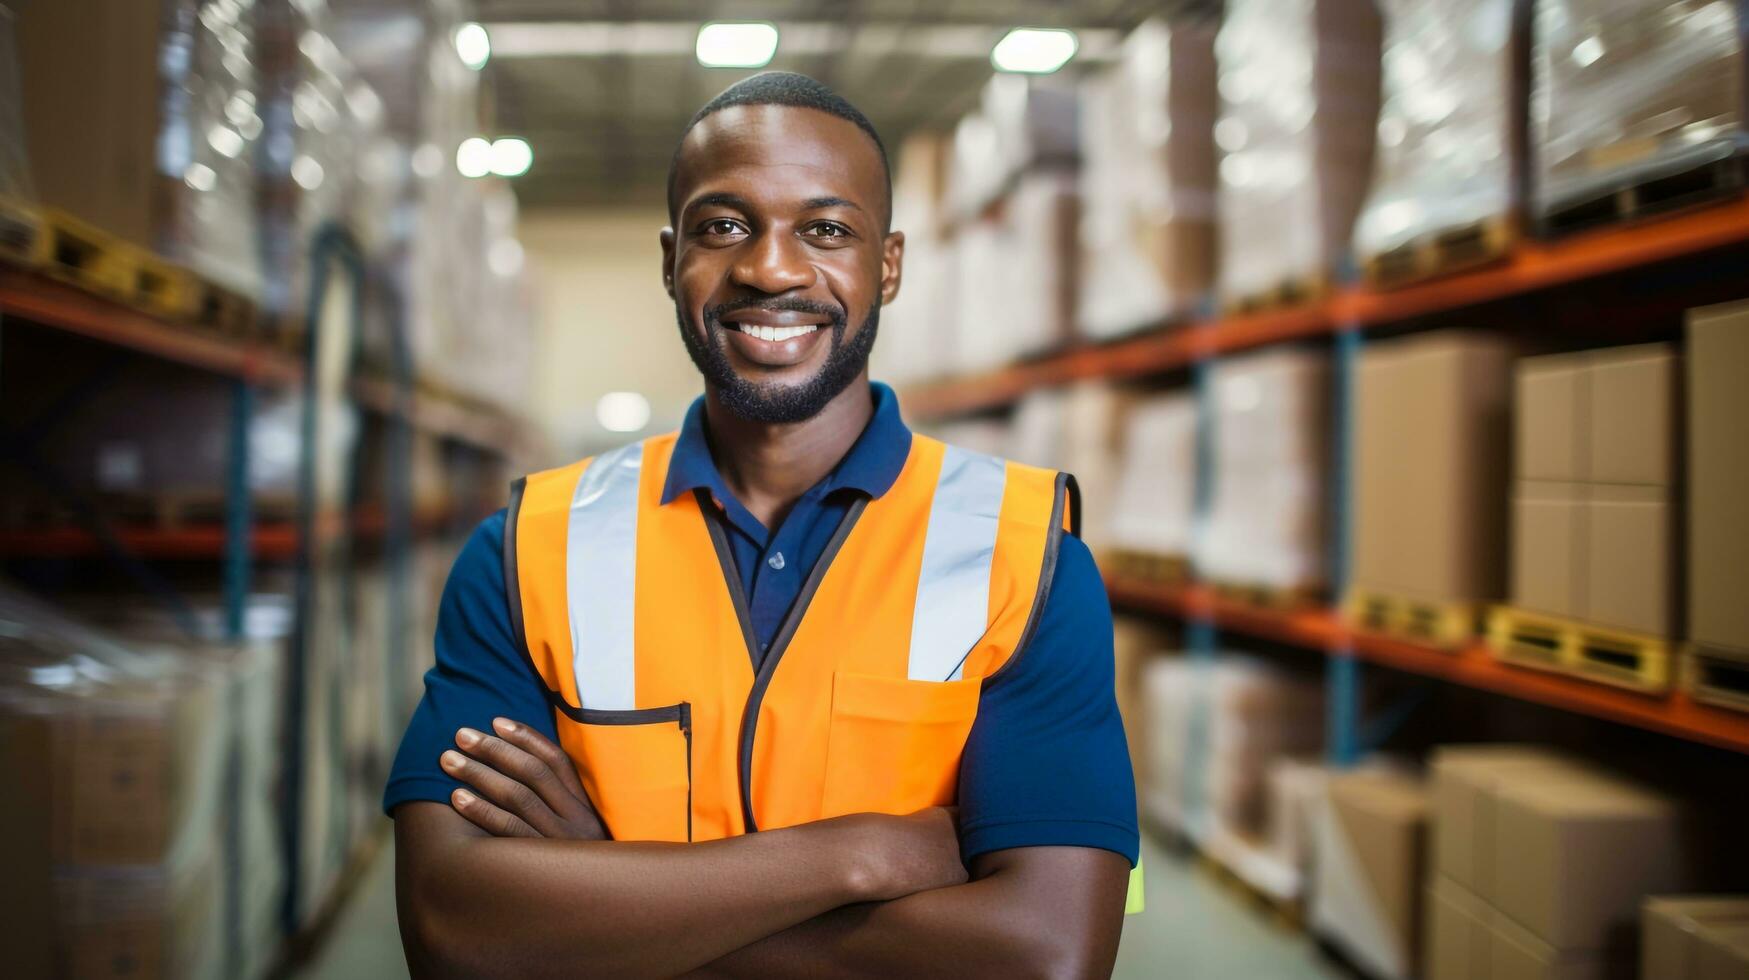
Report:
675,105,884,210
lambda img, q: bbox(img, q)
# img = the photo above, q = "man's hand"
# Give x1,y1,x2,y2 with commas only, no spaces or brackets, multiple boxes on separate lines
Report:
440,717,608,840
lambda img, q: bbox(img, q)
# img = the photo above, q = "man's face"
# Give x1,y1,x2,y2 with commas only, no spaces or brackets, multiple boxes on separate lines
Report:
662,105,903,424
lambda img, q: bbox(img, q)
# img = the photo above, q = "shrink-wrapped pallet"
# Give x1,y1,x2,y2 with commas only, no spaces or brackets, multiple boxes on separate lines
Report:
1215,0,1381,304
1202,348,1330,591
1532,0,1748,228
14,0,264,296
1205,658,1325,840
1355,0,1529,268
947,75,1078,220
1078,19,1218,337
877,131,957,387
1108,392,1198,560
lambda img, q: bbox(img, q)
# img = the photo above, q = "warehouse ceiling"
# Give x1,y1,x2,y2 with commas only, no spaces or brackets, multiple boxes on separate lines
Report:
464,1,1220,208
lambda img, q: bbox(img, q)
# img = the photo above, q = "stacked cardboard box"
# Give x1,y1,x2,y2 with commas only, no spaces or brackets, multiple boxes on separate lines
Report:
946,74,1078,221
1511,344,1680,637
1355,0,1529,264
1202,348,1329,592
1108,391,1199,564
875,131,955,387
1137,655,1196,830
1077,18,1217,338
1311,767,1430,980
14,0,264,296
1643,896,1749,979
1685,301,1749,709
1215,0,1381,304
1424,745,1712,979
1531,0,1747,226
1352,331,1515,627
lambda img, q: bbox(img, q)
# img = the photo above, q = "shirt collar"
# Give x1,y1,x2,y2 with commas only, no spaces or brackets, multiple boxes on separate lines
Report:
660,382,913,507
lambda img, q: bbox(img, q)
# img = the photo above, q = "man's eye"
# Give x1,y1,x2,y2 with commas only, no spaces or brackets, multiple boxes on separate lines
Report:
808,223,848,239
704,219,741,236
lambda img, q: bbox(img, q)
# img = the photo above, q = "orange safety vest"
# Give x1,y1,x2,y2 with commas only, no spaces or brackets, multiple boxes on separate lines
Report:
505,431,1078,842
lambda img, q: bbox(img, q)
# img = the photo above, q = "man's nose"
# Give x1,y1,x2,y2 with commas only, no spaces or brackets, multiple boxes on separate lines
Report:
729,230,815,295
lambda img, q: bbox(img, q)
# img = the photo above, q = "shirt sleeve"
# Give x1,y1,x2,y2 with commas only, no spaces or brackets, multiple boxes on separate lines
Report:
956,534,1140,865
382,510,562,815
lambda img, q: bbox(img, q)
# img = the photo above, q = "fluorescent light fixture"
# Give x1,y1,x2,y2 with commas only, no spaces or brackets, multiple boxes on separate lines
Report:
991,28,1077,74
695,22,778,68
456,137,493,178
291,155,325,191
597,392,652,433
455,22,491,69
487,21,1122,63
489,137,533,177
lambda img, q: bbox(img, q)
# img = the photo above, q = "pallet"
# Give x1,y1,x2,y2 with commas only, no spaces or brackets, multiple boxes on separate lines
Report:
1485,606,1673,693
1537,149,1748,238
1212,579,1323,611
0,195,49,267
1220,274,1330,317
1683,645,1749,713
1342,589,1480,649
1196,852,1304,932
1103,548,1191,588
1362,215,1516,289
195,279,259,337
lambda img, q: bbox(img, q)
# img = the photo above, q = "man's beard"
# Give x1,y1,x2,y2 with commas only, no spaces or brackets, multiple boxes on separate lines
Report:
677,296,879,424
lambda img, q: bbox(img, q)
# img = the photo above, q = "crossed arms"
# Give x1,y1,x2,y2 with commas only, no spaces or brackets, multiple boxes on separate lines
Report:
393,718,1131,979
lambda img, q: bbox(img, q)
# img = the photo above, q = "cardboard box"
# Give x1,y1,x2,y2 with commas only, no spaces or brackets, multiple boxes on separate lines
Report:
1587,345,1677,487
1516,354,1589,483
1512,481,1587,618
1491,770,1698,952
1585,484,1675,636
1431,745,1579,900
1642,896,1749,980
1694,924,1749,980
1354,331,1514,603
1426,875,1492,980
1488,908,1626,980
1311,770,1429,980
1688,301,1749,655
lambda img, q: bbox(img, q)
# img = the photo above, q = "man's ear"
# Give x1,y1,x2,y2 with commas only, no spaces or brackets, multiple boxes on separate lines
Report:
880,230,905,306
659,227,676,300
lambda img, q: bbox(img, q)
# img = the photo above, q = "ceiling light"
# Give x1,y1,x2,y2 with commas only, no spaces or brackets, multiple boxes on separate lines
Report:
456,137,492,178
597,392,652,433
695,22,778,69
489,137,533,177
291,155,325,191
455,22,491,70
991,28,1078,74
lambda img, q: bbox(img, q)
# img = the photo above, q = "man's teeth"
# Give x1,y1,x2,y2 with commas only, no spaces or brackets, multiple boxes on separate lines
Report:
738,324,818,342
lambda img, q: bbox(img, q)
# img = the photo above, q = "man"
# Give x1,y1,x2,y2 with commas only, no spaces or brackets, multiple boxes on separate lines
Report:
387,71,1138,978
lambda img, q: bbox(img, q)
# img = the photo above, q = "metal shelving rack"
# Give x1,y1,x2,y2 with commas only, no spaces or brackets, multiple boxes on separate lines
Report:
0,236,529,953
901,195,1749,762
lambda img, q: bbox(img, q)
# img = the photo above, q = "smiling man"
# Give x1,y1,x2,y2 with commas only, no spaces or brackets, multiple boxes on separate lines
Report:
387,72,1138,979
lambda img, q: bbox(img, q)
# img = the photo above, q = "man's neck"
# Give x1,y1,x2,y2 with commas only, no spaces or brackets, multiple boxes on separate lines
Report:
702,377,874,531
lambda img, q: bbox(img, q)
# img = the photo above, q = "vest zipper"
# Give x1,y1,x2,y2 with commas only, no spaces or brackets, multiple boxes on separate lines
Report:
698,491,868,834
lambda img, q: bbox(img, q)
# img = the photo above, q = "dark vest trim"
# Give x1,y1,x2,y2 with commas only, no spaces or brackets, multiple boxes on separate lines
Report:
983,470,1077,689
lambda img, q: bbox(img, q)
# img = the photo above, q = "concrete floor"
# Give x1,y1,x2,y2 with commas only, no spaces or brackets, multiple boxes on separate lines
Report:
296,823,1345,979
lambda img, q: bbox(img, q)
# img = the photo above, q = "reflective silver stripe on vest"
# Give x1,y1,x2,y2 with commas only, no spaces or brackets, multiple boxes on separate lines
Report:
909,445,1008,682
565,440,643,710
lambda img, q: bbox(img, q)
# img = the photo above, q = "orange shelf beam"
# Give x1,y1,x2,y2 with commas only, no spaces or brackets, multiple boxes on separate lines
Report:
0,267,303,387
1103,574,1749,755
903,196,1749,420
0,506,471,562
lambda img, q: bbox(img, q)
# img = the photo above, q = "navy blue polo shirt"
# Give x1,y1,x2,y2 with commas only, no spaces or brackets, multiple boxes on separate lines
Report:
384,383,1139,866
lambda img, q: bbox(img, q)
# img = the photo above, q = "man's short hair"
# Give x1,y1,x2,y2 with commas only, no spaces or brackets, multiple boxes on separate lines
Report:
666,71,892,227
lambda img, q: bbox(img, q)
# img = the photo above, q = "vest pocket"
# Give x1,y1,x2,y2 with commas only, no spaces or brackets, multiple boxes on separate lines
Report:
558,703,692,843
820,672,982,819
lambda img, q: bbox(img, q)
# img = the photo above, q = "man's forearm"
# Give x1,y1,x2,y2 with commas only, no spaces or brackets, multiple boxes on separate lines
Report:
396,803,922,979
691,846,1132,980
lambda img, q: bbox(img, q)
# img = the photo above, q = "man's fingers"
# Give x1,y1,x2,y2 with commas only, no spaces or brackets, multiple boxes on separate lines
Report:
454,727,576,818
492,717,590,801
451,787,538,838
440,748,560,834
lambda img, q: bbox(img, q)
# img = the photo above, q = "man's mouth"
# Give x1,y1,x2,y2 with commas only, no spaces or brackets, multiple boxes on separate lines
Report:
726,323,821,343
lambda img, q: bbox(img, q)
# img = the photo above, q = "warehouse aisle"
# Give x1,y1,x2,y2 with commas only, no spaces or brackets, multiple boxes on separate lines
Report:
298,828,1341,979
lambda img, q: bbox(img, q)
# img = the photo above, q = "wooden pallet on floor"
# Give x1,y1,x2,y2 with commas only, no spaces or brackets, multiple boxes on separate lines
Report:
1537,150,1748,238
0,195,49,267
1220,274,1330,317
1363,215,1516,289
1683,645,1749,713
1342,588,1480,649
1485,605,1673,693
1103,548,1192,588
